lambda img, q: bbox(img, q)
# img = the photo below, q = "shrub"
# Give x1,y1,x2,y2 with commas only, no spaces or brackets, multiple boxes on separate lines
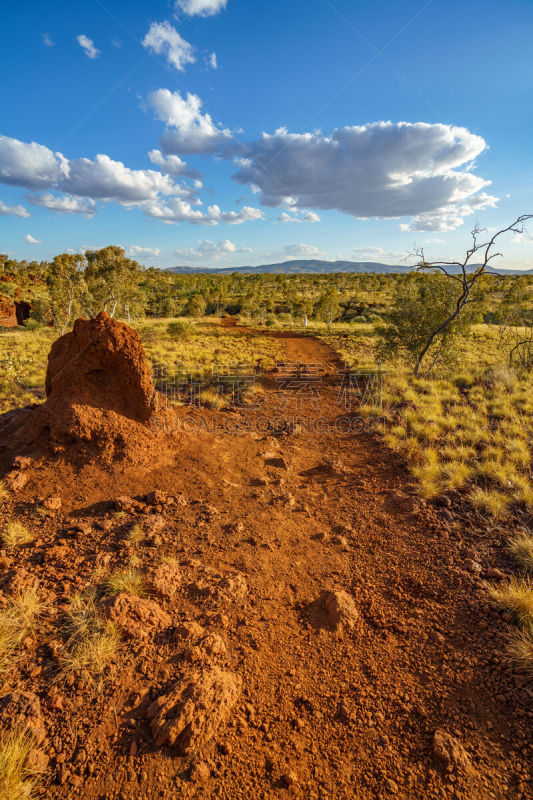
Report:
167,321,195,342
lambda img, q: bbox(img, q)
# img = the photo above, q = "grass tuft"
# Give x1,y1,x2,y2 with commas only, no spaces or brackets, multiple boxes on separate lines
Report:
60,591,119,681
1,523,33,550
488,576,533,627
0,730,43,800
509,531,533,572
104,567,146,597
0,587,43,674
508,628,533,674
127,524,144,545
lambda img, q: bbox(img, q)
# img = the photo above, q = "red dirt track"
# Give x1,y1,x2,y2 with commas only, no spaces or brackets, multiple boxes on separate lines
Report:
0,326,531,799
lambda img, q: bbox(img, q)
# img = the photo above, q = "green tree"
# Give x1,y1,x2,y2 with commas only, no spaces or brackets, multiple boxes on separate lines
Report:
377,273,473,376
47,253,86,334
314,290,341,329
84,246,143,320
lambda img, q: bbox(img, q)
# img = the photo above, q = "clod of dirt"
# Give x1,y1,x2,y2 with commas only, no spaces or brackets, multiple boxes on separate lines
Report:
184,633,227,664
432,729,474,774
147,667,242,753
104,593,172,639
0,690,47,745
322,589,359,631
146,562,182,600
45,311,155,423
5,469,28,491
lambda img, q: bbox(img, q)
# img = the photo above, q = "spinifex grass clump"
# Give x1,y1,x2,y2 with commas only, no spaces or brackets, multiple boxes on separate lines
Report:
104,567,146,597
0,587,44,674
60,590,119,681
0,729,43,800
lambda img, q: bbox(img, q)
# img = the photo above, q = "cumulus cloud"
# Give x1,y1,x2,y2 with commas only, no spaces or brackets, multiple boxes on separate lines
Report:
28,192,96,216
174,239,251,259
76,34,100,59
232,122,497,232
142,22,194,71
42,33,55,48
278,209,320,223
148,148,201,179
25,234,41,244
0,133,263,227
351,246,409,262
174,0,227,17
142,197,263,226
0,200,30,218
126,245,161,258
283,244,322,257
149,89,233,155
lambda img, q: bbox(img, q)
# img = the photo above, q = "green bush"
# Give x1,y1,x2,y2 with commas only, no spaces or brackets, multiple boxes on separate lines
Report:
167,321,195,341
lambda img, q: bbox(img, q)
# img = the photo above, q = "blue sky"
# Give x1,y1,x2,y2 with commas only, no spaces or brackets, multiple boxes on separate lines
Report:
1,0,532,268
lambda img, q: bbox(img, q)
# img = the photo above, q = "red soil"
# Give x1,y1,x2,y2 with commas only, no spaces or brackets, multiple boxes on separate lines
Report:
0,324,531,799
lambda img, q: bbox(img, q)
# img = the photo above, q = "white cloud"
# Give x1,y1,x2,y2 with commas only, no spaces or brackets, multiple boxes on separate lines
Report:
232,122,497,232
76,34,100,59
28,192,96,216
148,148,200,179
126,245,161,258
278,209,320,223
174,0,227,17
142,22,194,71
149,89,233,155
25,234,41,244
175,239,251,259
0,133,263,227
283,244,322,257
209,52,218,69
142,197,263,226
42,33,55,48
0,200,30,218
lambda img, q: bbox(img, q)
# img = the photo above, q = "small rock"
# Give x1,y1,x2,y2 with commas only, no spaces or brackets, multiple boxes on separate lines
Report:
322,589,359,631
43,495,62,511
146,561,181,600
281,771,298,787
486,567,505,580
432,729,473,774
190,761,210,783
465,559,482,575
174,621,205,641
104,593,172,639
5,470,28,491
115,496,135,512
146,490,169,506
12,456,32,470
385,778,398,794
429,630,445,646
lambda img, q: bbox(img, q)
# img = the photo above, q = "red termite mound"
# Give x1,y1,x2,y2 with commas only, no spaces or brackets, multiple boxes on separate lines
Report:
0,312,166,467
45,311,155,423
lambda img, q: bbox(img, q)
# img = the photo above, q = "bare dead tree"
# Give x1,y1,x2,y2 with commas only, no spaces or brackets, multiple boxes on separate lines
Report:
411,214,533,377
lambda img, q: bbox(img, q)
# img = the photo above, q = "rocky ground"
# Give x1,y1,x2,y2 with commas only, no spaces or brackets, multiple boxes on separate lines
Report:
0,314,531,799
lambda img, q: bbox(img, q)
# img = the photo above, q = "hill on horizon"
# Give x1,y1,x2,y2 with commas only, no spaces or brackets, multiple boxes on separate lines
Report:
167,259,533,276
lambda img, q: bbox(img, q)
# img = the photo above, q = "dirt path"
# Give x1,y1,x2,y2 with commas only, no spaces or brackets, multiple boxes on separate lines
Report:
1,331,531,800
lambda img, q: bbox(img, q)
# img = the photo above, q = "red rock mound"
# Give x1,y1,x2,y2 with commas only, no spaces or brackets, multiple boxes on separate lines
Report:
45,311,155,422
0,312,168,469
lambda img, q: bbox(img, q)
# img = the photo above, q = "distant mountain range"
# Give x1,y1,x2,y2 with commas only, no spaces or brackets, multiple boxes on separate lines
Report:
168,259,533,276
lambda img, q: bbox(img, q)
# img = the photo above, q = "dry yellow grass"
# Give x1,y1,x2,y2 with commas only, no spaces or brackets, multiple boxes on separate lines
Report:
0,730,43,800
0,587,43,673
488,577,533,626
104,567,146,597
1,522,33,549
509,531,533,572
508,628,533,674
60,591,119,682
